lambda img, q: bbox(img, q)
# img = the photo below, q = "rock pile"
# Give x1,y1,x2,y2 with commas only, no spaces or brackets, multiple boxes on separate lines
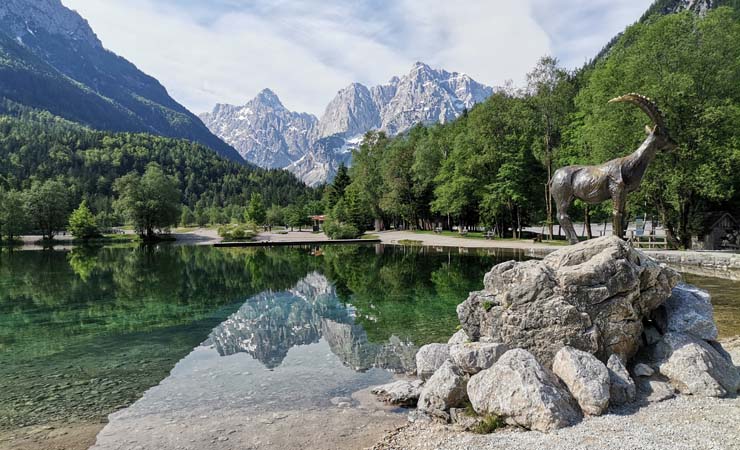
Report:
371,236,740,433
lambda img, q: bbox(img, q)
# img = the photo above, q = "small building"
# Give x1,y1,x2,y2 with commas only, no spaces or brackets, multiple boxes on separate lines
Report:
692,212,739,251
310,215,326,232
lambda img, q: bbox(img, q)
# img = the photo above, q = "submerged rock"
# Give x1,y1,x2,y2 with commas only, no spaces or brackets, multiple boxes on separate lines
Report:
552,347,610,416
415,344,450,381
607,354,636,406
371,380,423,407
449,342,509,375
417,361,468,419
651,332,740,397
457,237,679,366
467,349,580,432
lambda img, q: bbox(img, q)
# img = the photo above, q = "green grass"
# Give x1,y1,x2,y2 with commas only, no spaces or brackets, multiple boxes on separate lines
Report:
471,414,504,434
361,234,380,240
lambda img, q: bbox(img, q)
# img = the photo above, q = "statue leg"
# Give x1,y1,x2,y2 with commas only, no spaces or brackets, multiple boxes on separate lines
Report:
554,194,578,244
557,206,579,245
551,173,578,245
611,188,626,239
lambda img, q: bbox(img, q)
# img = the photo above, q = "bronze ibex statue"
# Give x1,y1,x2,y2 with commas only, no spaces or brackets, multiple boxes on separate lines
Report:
551,93,677,244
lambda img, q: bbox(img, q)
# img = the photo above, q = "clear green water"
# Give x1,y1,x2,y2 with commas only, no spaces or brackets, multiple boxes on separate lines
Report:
1,244,738,435
0,244,529,430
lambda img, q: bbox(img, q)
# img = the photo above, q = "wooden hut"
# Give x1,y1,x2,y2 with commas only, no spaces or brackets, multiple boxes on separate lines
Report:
691,212,739,250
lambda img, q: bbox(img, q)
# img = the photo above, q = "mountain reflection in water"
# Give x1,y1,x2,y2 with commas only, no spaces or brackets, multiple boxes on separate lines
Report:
208,272,417,373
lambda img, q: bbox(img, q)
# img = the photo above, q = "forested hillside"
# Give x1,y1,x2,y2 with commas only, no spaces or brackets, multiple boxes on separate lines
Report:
0,0,242,161
327,7,740,248
0,106,315,230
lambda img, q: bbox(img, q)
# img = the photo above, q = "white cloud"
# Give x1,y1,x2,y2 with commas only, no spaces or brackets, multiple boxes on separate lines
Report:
60,0,647,116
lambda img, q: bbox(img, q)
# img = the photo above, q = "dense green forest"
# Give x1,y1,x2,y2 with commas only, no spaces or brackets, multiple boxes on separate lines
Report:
327,8,740,248
0,106,317,238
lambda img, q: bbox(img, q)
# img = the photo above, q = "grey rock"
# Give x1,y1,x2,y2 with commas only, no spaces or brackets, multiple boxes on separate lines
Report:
712,338,739,366
635,376,675,403
458,236,680,367
643,324,663,346
633,363,655,377
407,409,432,424
329,396,351,405
607,354,636,405
552,347,610,416
417,361,468,417
467,349,580,432
415,343,450,381
447,329,469,345
652,284,718,341
449,342,509,375
652,332,740,396
370,380,423,407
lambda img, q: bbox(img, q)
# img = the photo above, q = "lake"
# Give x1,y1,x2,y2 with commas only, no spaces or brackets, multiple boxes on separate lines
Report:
0,244,738,449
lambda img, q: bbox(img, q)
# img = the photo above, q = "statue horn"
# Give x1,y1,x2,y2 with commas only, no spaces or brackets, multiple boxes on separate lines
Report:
608,93,666,132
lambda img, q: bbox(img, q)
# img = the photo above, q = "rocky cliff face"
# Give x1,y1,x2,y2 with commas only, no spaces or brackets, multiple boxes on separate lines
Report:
199,89,318,169
0,0,101,48
202,62,494,185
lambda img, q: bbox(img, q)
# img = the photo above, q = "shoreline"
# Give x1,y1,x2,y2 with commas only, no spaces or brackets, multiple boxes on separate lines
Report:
7,229,740,275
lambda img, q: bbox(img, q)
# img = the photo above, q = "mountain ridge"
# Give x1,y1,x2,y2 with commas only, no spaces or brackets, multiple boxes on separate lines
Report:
202,62,494,185
0,0,243,162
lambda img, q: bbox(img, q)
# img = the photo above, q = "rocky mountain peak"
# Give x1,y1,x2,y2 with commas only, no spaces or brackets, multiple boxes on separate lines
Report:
199,90,318,169
0,0,101,48
253,88,284,110
318,82,379,139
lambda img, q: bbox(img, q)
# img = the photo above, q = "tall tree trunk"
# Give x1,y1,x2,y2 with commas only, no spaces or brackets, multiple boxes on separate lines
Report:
545,135,554,241
516,206,522,240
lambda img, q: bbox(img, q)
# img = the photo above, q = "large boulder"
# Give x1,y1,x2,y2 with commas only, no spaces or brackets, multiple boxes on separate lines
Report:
371,380,423,407
458,236,680,366
552,347,610,416
652,284,718,341
415,343,450,381
606,354,636,405
449,342,509,375
467,349,581,432
417,360,468,418
649,332,740,397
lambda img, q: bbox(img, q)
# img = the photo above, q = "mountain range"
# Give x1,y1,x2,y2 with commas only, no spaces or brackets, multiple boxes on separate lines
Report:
0,0,728,187
200,63,494,185
0,0,242,162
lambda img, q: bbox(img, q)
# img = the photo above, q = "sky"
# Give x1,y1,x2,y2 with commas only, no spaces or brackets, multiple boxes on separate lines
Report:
61,0,650,116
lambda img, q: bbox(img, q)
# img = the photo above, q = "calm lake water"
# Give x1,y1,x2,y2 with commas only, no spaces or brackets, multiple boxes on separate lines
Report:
1,243,738,446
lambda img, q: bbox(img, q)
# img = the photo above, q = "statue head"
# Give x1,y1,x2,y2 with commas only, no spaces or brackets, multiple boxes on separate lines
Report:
610,93,677,151
644,124,678,151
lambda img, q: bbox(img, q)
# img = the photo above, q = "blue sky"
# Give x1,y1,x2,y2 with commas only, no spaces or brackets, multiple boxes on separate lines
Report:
61,0,650,116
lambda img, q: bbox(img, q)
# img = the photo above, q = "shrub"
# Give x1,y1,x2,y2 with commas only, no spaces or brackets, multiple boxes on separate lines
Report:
218,224,256,241
323,220,360,239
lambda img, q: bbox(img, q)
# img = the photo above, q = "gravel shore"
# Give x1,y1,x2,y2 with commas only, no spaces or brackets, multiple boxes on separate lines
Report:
374,395,740,450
